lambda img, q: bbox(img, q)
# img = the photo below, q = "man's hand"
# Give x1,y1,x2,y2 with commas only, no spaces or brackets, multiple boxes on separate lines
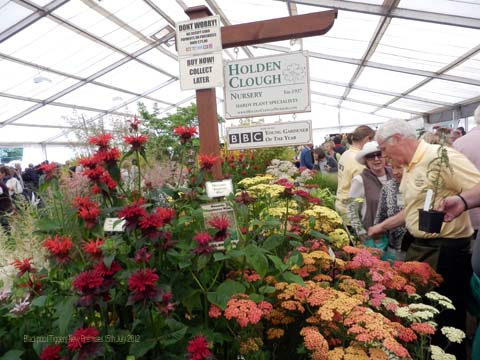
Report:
368,224,385,238
437,196,465,222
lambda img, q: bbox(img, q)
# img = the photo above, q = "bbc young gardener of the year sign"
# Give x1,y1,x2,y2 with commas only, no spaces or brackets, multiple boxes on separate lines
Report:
226,120,312,150
224,52,310,119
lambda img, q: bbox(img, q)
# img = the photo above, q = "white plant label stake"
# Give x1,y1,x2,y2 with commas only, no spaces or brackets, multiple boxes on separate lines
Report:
423,189,433,211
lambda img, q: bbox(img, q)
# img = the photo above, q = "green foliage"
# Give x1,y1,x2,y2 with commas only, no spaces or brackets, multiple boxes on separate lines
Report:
305,172,338,194
425,142,453,209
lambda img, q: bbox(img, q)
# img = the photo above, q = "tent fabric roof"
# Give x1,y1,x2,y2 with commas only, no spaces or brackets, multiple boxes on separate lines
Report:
0,0,479,146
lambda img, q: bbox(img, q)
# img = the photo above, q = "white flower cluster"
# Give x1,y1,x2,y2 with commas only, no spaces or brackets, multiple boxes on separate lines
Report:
426,291,456,310
266,159,298,181
430,345,456,360
441,327,465,344
395,303,439,321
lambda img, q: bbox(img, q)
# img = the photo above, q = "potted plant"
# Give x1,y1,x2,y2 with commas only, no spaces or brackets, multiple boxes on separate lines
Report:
419,136,453,233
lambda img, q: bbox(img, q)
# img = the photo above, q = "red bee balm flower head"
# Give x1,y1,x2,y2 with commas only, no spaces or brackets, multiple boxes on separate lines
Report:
173,126,197,144
73,197,101,229
129,115,140,131
187,335,212,360
39,162,57,180
88,134,113,150
128,268,159,303
124,134,148,151
118,198,148,230
40,344,62,360
11,258,35,277
67,326,101,358
82,238,104,257
198,154,219,171
43,235,73,264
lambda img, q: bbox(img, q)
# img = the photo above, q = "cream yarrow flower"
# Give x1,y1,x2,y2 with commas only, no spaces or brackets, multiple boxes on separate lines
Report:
430,345,455,360
426,291,455,310
246,184,285,198
441,327,465,344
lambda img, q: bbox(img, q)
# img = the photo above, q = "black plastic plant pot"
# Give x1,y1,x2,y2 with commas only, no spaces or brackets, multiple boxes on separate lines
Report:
418,209,445,234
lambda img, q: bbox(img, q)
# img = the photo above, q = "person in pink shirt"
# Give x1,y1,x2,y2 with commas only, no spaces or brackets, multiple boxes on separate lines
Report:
453,105,480,233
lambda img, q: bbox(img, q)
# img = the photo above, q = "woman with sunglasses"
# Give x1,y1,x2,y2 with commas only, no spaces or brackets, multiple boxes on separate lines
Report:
346,141,393,245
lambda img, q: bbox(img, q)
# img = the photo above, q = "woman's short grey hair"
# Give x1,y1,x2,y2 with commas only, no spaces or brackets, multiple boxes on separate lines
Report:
375,119,417,142
475,105,480,126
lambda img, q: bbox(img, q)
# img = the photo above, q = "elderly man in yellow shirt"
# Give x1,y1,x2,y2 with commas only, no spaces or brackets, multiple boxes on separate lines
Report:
335,125,375,218
368,119,480,358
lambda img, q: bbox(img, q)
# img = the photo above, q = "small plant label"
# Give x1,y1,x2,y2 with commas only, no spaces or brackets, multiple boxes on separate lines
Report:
201,202,239,250
104,218,126,232
205,179,233,198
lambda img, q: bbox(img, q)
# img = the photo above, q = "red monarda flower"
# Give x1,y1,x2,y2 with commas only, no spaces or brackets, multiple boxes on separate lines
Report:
187,335,212,360
128,268,159,303
173,126,197,143
134,247,152,263
93,147,121,164
129,115,140,131
88,134,113,150
155,207,176,224
73,270,104,294
11,258,35,277
193,232,214,255
124,134,148,151
67,326,101,357
73,196,101,229
43,235,73,263
139,212,164,239
208,215,229,231
208,215,230,242
82,238,104,257
39,162,57,180
40,344,62,360
198,154,219,171
118,198,148,230
95,260,122,277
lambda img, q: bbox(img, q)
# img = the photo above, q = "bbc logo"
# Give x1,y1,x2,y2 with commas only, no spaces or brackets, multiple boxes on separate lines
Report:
229,132,264,144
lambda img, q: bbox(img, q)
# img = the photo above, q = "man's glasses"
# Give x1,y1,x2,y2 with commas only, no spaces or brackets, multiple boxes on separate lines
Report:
365,152,383,160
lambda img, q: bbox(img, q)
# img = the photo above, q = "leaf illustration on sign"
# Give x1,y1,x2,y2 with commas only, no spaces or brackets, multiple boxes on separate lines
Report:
283,63,306,82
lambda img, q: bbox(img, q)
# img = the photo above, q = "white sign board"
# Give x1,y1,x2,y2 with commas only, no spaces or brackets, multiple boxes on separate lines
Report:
179,52,224,90
175,15,222,56
224,52,310,119
205,179,233,198
226,120,312,150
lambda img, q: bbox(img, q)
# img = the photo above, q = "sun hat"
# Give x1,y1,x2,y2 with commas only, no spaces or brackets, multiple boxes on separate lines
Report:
355,141,381,165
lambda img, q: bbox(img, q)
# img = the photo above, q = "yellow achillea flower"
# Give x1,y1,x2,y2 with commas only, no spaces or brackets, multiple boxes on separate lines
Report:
266,328,284,340
246,184,285,197
238,175,274,188
265,308,295,325
328,228,350,249
368,347,389,359
338,278,368,299
239,337,263,354
302,205,343,234
267,206,299,218
316,290,363,321
312,274,333,283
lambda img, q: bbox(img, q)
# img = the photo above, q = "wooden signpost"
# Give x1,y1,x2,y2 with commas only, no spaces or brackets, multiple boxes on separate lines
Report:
185,6,337,179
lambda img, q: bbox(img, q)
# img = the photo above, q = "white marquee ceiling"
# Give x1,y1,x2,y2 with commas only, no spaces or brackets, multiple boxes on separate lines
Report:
0,0,479,147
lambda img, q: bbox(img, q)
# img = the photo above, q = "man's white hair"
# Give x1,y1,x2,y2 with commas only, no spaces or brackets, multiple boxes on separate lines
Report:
375,119,417,142
475,105,480,126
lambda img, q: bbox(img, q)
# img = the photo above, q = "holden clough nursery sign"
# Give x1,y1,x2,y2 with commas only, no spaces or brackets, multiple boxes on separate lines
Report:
175,15,222,56
223,52,311,119
226,120,312,150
